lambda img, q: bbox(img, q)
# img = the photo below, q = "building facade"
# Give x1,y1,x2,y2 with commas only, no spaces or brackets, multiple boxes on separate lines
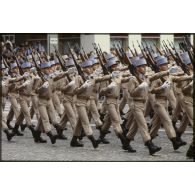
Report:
2,33,194,54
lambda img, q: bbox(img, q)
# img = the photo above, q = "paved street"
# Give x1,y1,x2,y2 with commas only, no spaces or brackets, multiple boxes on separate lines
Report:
1,102,193,162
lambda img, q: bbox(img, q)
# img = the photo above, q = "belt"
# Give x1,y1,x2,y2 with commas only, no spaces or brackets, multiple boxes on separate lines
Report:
77,96,89,100
133,99,146,103
39,96,50,100
156,96,167,100
19,93,31,97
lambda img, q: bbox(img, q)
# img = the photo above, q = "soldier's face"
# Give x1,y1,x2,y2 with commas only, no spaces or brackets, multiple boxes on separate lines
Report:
159,64,168,71
0,69,4,76
188,63,193,71
83,67,93,75
136,65,146,74
42,68,51,75
23,68,31,73
111,64,119,71
12,67,19,74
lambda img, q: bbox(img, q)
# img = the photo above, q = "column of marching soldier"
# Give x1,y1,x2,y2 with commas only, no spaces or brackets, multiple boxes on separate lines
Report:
1,40,194,158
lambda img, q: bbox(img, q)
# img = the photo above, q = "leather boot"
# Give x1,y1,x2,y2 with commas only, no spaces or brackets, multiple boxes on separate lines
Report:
12,124,23,136
145,140,161,155
28,125,37,139
70,136,84,147
46,131,58,144
118,133,129,150
176,132,187,146
36,131,47,143
78,128,85,140
54,124,67,140
186,145,194,159
6,120,14,129
3,129,14,141
88,135,99,148
97,131,110,144
170,137,184,150
21,123,27,132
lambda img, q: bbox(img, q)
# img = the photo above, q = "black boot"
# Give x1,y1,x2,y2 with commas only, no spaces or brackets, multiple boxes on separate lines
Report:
28,125,37,139
97,131,110,144
186,145,194,159
176,132,187,146
118,133,129,150
20,123,27,132
170,137,184,150
78,128,85,140
70,136,84,147
12,124,23,136
6,120,14,129
3,129,14,141
46,131,58,144
145,140,161,155
88,135,99,148
54,124,67,140
36,131,47,143
172,121,177,131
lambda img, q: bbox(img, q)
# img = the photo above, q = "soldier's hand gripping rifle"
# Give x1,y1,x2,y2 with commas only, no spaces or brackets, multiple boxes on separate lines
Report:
93,43,109,75
67,42,86,82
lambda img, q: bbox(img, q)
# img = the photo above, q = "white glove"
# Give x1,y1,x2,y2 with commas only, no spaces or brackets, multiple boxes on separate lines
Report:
162,81,171,89
169,66,178,74
68,68,75,75
23,80,31,87
83,80,91,88
108,82,117,89
42,81,49,88
68,80,75,86
23,72,30,78
30,67,37,73
111,71,120,79
35,75,40,80
189,81,193,87
139,81,148,89
2,81,6,86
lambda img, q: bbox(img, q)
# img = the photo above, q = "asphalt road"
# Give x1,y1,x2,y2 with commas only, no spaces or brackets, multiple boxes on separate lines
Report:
1,102,193,162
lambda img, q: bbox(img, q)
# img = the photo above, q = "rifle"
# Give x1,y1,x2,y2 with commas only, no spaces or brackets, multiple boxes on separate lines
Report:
132,42,138,56
81,45,88,60
9,48,24,75
153,42,163,55
128,46,136,57
98,43,107,63
93,43,109,75
53,45,67,71
67,42,86,82
163,40,190,75
30,47,46,82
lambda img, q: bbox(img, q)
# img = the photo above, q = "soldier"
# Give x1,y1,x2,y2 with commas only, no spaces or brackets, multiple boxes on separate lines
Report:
34,62,70,144
11,61,37,140
125,58,163,155
149,56,186,150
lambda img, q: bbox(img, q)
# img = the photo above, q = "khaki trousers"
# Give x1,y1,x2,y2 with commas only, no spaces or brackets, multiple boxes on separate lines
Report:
126,101,151,143
150,99,176,139
38,98,58,133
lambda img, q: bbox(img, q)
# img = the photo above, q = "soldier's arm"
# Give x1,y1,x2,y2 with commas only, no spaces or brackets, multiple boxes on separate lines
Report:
150,80,165,94
171,75,192,83
95,75,111,83
129,78,142,97
149,71,168,82
182,82,193,95
53,71,69,81
8,76,25,83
